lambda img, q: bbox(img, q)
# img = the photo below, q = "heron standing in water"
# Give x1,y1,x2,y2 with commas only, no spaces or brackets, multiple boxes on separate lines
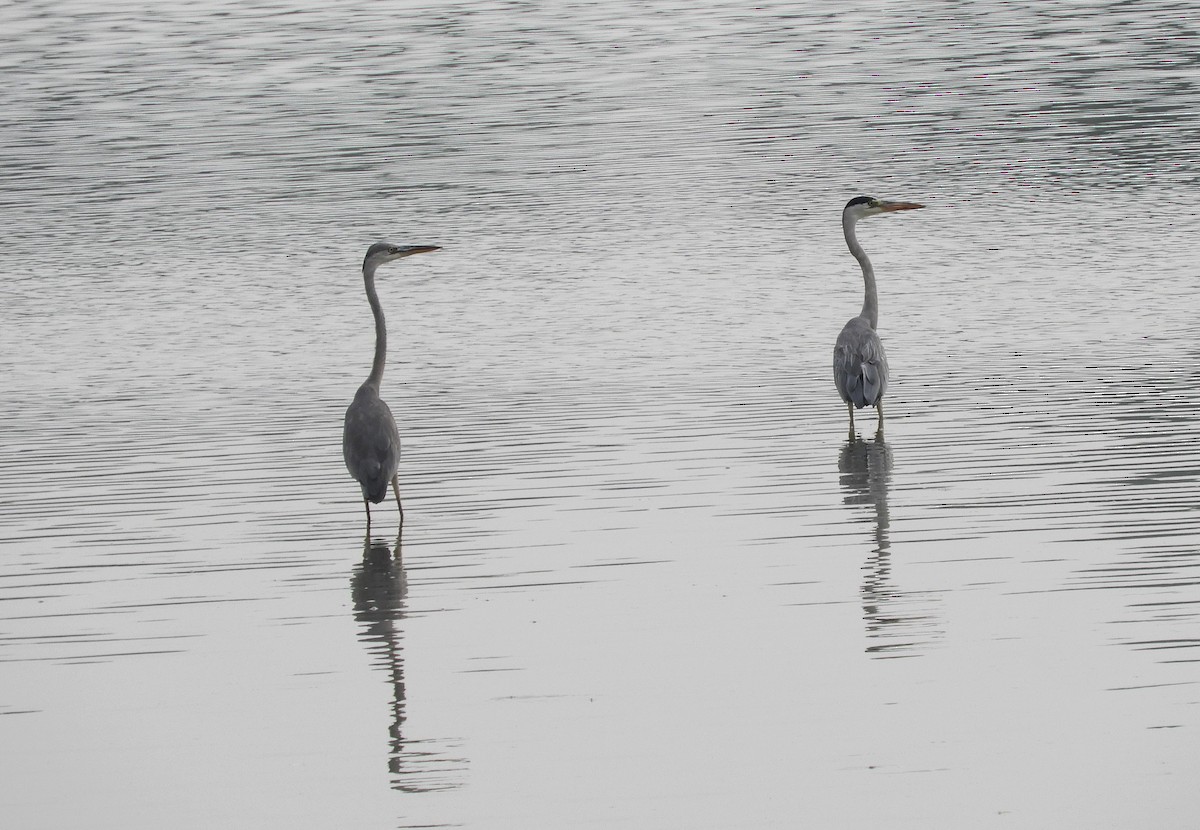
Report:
833,196,924,437
343,242,440,531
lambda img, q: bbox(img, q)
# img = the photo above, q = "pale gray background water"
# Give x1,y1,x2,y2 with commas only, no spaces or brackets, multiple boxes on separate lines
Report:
2,1,1199,827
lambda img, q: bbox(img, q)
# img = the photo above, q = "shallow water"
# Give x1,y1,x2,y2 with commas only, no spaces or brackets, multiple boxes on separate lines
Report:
3,1,1200,827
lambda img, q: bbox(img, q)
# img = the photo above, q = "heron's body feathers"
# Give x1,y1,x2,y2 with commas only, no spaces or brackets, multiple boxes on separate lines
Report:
343,384,401,503
833,316,889,409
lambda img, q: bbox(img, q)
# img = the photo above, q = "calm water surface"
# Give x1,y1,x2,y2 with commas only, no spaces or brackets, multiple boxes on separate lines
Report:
3,1,1199,827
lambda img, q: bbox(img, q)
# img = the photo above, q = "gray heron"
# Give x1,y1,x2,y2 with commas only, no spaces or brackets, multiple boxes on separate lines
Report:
833,196,924,437
343,241,440,531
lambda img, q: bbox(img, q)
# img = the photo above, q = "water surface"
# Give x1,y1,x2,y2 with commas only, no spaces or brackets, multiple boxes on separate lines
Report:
3,1,1200,827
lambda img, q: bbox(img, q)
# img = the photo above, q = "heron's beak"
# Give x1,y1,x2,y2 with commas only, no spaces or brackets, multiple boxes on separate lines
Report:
879,201,925,212
398,244,441,256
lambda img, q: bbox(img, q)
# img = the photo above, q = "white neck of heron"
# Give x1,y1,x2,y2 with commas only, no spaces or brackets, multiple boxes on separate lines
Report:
362,262,387,389
843,213,878,330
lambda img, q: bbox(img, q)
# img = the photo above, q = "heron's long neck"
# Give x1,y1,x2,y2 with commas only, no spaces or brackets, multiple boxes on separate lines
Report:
844,214,878,329
363,264,387,389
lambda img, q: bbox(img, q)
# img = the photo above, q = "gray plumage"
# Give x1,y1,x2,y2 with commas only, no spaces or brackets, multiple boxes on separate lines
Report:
832,196,924,436
343,241,440,530
343,386,402,504
834,316,888,409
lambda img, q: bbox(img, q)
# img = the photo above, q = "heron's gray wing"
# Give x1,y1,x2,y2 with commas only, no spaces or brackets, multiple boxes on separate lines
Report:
860,337,887,404
343,392,402,503
834,318,889,408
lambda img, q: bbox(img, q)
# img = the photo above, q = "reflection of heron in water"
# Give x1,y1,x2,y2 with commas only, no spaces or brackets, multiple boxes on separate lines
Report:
832,197,924,439
351,531,461,792
343,242,440,532
838,434,892,555
839,434,940,658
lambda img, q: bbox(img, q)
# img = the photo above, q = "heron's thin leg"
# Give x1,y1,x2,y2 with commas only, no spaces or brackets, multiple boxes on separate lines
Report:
391,475,404,527
364,499,372,533
876,399,885,434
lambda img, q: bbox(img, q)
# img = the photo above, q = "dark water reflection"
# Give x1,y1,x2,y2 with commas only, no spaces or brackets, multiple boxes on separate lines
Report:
351,531,464,794
839,436,892,555
839,435,942,658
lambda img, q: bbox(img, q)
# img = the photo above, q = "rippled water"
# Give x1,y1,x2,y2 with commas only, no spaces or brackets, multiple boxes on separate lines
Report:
3,1,1199,827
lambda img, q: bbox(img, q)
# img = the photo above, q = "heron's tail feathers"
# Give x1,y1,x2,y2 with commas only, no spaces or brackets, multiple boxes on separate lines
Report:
860,361,883,407
363,480,390,504
357,458,392,504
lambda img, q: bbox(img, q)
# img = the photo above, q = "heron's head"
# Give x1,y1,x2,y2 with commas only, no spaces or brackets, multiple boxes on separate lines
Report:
363,241,441,272
843,196,925,223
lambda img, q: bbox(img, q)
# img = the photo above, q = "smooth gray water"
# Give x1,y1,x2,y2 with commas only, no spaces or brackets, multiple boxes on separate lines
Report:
3,1,1199,827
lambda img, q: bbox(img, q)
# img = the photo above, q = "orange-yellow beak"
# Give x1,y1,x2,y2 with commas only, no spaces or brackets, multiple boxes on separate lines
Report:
879,201,925,212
